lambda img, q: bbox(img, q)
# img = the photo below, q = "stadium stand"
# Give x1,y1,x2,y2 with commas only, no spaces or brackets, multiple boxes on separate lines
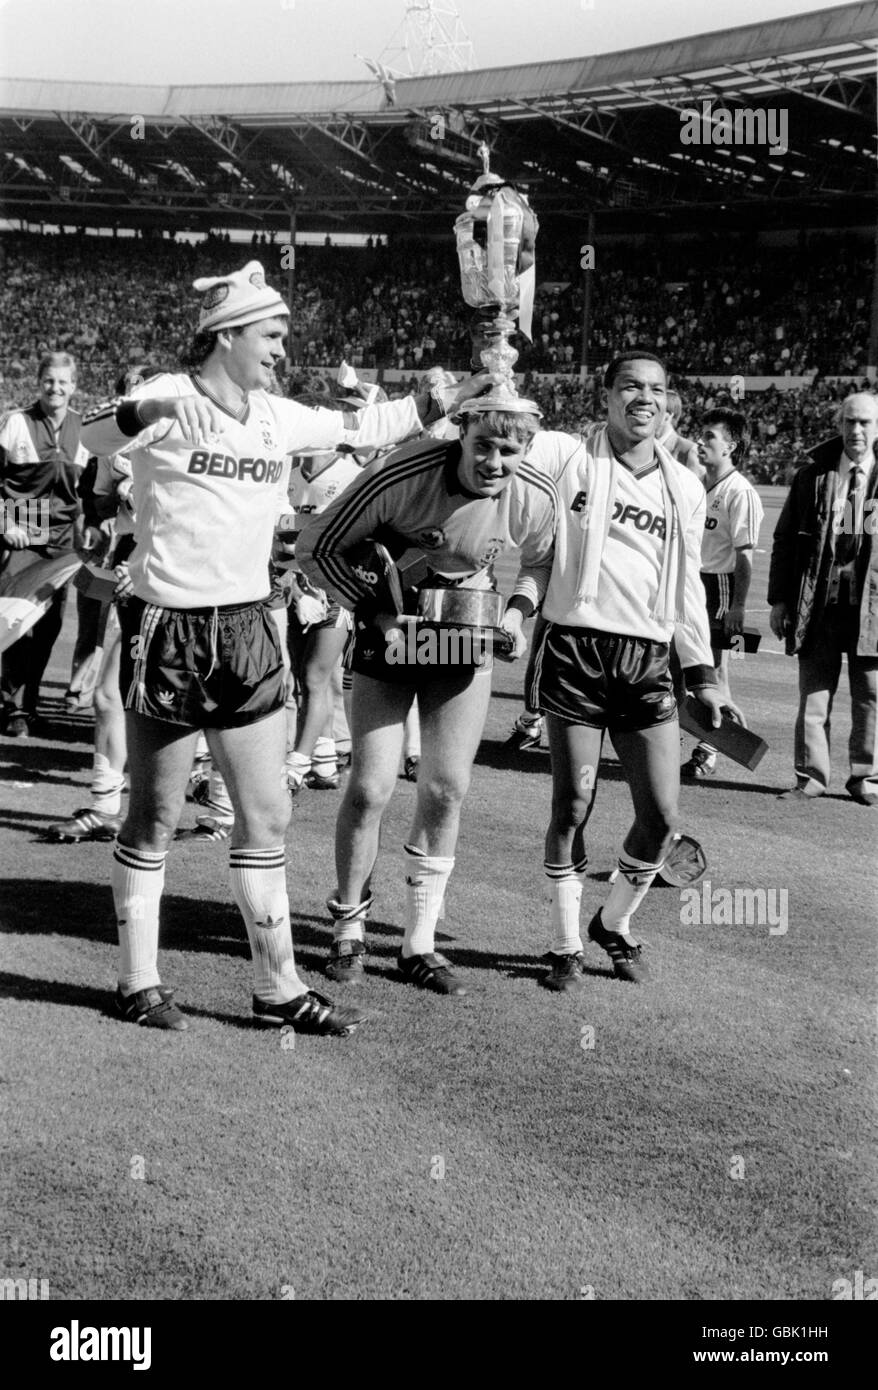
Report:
0,230,872,485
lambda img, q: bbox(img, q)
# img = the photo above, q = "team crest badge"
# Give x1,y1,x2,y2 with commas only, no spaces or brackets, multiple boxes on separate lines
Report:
477,538,503,566
418,527,446,549
249,270,266,289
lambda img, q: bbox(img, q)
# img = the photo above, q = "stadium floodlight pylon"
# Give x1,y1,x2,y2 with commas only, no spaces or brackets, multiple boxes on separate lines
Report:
375,0,476,78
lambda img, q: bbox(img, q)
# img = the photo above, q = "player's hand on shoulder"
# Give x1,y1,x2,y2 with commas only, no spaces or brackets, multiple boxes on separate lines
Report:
146,395,224,444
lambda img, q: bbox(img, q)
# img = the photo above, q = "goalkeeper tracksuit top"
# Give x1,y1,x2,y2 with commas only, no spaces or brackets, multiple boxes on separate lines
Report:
296,435,559,614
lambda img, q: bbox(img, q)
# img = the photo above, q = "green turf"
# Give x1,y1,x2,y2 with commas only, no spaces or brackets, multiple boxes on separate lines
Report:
1,488,876,1300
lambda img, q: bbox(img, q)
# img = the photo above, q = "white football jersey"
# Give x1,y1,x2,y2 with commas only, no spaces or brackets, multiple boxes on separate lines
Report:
535,431,713,671
287,454,363,541
82,374,422,609
700,470,764,574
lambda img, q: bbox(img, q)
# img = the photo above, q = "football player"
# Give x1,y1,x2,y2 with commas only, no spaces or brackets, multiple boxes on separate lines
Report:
527,352,723,990
296,390,558,996
682,408,764,778
81,260,482,1034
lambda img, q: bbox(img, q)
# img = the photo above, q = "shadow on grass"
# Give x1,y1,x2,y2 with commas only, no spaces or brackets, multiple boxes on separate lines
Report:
0,879,248,957
0,742,92,786
0,970,286,1031
0,970,114,1016
475,740,626,778
679,775,785,795
1,879,585,1002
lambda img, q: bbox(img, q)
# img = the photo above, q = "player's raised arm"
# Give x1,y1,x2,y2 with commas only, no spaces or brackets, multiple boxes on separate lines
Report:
278,371,496,458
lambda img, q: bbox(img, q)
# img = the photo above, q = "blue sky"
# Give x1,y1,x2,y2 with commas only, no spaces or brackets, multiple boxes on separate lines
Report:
0,0,855,85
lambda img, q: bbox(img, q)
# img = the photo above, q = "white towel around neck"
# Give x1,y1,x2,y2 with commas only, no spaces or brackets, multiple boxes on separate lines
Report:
574,424,690,625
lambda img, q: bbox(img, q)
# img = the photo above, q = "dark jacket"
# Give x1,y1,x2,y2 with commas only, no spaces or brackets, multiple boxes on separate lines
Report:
768,435,878,657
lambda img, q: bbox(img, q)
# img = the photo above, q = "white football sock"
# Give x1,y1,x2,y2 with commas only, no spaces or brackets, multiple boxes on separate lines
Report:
601,851,663,936
208,769,233,820
545,857,587,954
112,840,165,994
327,891,373,945
403,707,421,760
92,753,124,815
229,846,306,1004
401,844,454,958
285,750,311,786
312,736,337,778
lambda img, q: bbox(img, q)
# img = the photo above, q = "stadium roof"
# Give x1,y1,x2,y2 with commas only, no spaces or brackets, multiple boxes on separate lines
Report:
1,2,875,234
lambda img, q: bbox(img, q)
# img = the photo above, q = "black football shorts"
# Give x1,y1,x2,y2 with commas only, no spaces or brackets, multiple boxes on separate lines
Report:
119,597,285,728
528,623,677,733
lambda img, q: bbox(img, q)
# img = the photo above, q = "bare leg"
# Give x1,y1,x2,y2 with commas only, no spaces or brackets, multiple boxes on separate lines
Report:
407,669,492,856
335,673,413,903
543,715,603,868
613,721,680,863
92,619,126,779
121,713,200,852
206,709,290,849
292,625,349,761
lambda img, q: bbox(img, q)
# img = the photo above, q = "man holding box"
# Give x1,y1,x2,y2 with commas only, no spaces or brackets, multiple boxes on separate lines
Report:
528,352,723,991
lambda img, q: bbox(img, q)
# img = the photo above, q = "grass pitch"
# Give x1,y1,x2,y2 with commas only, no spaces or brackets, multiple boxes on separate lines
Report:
1,489,875,1300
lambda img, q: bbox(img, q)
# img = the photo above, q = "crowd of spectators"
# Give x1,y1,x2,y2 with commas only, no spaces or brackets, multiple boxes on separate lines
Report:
0,226,873,480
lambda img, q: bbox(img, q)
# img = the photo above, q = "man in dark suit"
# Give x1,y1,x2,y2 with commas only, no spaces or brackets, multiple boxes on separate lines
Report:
768,393,878,805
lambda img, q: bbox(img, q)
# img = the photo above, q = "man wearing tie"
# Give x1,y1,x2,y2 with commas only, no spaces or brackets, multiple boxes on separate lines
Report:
768,393,878,805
